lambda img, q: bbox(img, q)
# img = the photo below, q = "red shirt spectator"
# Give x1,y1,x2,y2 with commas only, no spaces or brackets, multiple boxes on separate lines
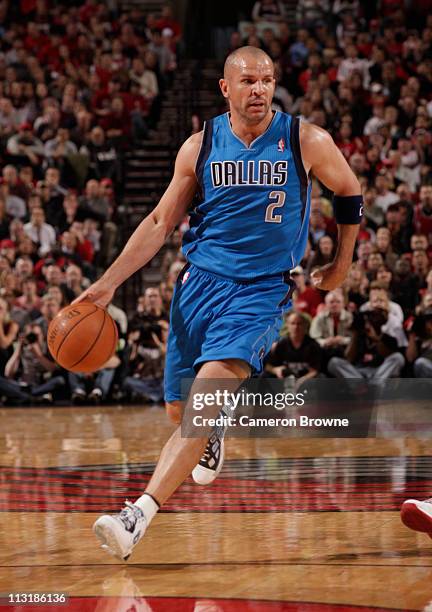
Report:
291,267,324,317
156,5,182,41
99,97,131,139
24,23,49,52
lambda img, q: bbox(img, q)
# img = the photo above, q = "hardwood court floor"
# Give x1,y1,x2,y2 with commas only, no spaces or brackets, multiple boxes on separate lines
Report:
0,404,432,611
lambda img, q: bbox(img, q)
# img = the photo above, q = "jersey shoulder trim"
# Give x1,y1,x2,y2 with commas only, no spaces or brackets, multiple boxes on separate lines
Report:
289,115,308,189
290,115,309,223
195,118,214,200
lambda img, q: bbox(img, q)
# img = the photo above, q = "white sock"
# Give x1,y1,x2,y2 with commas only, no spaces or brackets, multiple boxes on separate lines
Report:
134,492,160,525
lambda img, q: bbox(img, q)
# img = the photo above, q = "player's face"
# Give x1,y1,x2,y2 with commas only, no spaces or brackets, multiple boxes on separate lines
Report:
220,58,275,125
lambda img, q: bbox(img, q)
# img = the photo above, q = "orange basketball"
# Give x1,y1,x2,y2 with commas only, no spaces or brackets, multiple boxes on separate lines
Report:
47,302,118,373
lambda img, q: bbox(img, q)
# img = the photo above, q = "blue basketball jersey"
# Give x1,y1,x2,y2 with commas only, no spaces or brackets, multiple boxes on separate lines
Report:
182,111,312,280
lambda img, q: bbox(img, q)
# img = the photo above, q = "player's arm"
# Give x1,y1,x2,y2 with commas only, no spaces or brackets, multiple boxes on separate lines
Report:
300,123,362,291
74,133,202,307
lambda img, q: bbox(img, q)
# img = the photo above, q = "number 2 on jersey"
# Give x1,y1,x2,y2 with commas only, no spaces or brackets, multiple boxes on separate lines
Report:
265,190,286,223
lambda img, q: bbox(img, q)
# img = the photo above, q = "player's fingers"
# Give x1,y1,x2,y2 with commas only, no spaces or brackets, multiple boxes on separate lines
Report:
71,289,95,305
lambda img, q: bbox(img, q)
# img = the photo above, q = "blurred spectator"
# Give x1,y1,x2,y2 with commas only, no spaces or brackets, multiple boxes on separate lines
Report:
337,44,369,88
81,127,120,183
291,265,323,316
78,179,117,265
375,227,398,269
129,57,159,101
64,264,87,299
69,354,120,404
412,249,429,286
0,297,19,375
44,127,78,167
366,250,384,281
122,320,167,403
0,97,21,141
55,192,85,234
0,321,65,404
156,4,182,43
34,294,61,337
309,235,335,269
296,0,328,29
385,204,411,254
374,174,399,213
12,277,42,325
360,285,407,347
406,307,432,377
390,258,420,315
414,185,432,243
23,207,56,256
0,179,26,219
7,123,44,170
328,305,405,380
266,311,322,385
99,96,131,144
310,290,353,364
343,264,368,311
79,179,111,224
130,287,168,335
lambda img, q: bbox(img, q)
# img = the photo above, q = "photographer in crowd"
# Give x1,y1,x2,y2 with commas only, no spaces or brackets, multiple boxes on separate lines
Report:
0,321,65,404
122,319,168,404
328,302,405,380
266,312,322,387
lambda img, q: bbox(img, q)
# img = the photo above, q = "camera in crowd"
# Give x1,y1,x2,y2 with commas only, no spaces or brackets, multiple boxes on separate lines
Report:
351,308,388,335
24,332,38,345
131,320,163,348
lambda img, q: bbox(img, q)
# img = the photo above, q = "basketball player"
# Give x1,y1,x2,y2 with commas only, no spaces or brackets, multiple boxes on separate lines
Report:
75,47,363,560
401,499,432,537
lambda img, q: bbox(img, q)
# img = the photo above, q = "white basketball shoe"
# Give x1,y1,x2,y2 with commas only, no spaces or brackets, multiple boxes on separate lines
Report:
192,432,225,485
401,498,432,537
93,501,147,560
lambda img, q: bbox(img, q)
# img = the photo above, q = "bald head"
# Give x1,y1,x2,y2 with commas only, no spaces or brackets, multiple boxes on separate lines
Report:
220,45,275,126
224,46,273,79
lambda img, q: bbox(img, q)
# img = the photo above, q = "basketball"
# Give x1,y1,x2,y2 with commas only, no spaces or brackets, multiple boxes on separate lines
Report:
47,302,118,373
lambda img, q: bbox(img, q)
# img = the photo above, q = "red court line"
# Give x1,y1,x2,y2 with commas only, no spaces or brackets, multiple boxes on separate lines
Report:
1,472,432,491
1,478,430,493
0,487,430,505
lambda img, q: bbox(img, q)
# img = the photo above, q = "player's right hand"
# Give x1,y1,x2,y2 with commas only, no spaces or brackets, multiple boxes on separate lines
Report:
311,263,348,291
72,278,115,309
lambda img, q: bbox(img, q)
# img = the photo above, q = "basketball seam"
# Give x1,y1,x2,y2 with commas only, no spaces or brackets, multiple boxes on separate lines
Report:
68,309,107,369
54,305,98,359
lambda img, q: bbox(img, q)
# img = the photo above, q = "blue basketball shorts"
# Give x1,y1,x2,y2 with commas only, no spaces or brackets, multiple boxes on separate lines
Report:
164,263,294,402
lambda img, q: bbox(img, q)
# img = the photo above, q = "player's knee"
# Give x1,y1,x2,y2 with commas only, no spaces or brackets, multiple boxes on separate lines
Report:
223,358,250,378
165,401,183,424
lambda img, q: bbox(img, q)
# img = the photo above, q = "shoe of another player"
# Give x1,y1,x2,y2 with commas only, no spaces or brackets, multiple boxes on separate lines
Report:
93,501,147,561
401,498,432,537
192,432,225,485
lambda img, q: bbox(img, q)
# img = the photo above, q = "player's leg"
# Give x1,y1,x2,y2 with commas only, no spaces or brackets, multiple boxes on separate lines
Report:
93,357,249,560
146,357,249,502
401,498,432,537
190,270,293,485
165,400,183,424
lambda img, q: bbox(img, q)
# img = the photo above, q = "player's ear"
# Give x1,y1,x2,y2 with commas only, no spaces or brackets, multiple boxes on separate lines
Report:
219,78,229,99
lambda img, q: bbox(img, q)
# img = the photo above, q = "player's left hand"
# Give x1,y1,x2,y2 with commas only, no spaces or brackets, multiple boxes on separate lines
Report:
311,263,349,291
